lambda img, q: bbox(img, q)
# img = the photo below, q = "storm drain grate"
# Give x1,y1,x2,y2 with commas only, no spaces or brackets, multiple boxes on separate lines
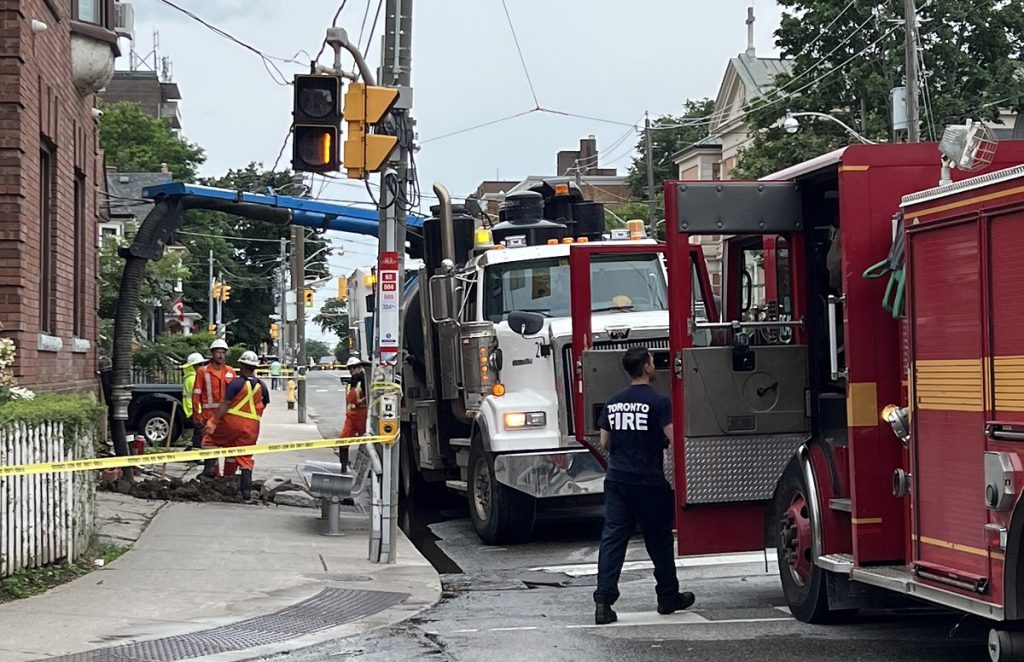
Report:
43,587,409,662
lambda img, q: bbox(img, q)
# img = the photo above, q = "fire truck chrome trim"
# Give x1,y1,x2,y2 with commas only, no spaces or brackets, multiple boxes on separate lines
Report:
798,445,823,561
492,448,605,498
900,163,1024,207
849,565,1004,620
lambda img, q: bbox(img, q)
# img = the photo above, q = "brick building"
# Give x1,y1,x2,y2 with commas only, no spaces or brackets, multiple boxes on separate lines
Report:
0,0,120,391
100,69,181,129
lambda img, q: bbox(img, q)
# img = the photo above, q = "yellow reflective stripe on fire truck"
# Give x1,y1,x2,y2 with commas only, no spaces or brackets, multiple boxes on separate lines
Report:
846,382,878,428
0,434,398,477
994,356,1024,412
227,382,261,421
908,184,1024,221
913,534,1004,561
914,359,984,412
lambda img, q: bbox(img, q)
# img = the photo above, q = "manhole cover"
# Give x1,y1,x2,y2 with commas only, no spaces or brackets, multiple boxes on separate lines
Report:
43,587,408,661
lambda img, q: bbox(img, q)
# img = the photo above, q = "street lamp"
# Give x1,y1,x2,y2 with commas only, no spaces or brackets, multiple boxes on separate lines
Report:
782,110,876,145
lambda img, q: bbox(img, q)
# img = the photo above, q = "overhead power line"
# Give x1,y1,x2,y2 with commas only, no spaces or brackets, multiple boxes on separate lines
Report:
499,0,540,107
315,1,349,64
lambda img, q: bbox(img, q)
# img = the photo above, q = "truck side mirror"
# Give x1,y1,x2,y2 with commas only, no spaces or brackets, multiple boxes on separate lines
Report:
429,274,454,323
508,310,544,337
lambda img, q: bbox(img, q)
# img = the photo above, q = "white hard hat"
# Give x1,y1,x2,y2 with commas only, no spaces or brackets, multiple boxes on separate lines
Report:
238,351,260,367
182,352,207,368
346,356,367,368
209,338,229,351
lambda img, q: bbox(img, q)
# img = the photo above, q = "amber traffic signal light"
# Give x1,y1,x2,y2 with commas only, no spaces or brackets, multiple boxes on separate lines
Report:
292,74,342,173
338,277,347,301
343,83,400,179
270,322,279,340
304,288,314,308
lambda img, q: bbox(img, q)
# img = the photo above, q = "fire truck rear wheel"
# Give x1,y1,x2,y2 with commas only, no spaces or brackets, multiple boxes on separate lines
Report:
990,628,1024,662
468,442,536,545
772,457,838,624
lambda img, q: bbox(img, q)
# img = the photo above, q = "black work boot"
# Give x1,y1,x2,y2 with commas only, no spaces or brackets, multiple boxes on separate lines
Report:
240,469,253,501
657,591,696,615
594,603,618,625
202,459,217,477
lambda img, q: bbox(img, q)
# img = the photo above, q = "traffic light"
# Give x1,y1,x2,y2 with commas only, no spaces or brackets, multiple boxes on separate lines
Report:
343,83,400,179
270,322,279,340
304,288,314,308
291,74,342,173
338,277,347,301
220,283,232,302
212,281,223,299
208,323,217,333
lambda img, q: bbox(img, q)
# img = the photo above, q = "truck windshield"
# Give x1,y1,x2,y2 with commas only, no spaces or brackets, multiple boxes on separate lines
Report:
483,254,668,322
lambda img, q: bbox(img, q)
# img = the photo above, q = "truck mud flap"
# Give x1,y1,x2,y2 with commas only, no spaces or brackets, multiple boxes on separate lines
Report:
493,449,604,498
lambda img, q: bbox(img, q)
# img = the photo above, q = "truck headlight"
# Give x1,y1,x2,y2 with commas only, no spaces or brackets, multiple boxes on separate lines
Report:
503,411,546,430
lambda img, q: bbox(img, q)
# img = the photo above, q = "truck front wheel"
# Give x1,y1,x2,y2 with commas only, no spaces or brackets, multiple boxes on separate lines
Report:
771,456,852,623
468,442,535,545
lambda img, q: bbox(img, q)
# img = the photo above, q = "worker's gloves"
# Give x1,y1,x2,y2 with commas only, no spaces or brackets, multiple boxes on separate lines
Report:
204,420,218,436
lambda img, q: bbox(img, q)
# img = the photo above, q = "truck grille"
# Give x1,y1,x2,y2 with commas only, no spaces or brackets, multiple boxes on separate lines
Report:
562,337,669,435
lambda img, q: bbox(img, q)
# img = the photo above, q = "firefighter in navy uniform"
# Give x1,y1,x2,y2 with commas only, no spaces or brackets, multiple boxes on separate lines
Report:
592,346,695,625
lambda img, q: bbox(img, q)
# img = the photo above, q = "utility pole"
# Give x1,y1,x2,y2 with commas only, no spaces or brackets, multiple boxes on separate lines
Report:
278,237,288,359
644,111,658,236
216,270,224,336
291,224,307,423
369,0,412,564
208,250,214,330
904,0,920,143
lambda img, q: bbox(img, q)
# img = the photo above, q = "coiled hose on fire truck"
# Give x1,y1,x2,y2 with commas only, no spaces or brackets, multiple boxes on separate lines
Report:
863,214,906,318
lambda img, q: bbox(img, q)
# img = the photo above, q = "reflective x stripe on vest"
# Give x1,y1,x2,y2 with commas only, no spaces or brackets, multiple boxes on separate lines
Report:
227,382,262,421
203,369,220,408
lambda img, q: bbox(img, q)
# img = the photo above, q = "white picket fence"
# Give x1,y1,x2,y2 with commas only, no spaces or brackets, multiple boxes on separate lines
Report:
0,422,96,578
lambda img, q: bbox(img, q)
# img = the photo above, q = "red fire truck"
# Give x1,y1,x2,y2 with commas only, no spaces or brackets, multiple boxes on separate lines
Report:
570,138,1024,659
655,141,1024,659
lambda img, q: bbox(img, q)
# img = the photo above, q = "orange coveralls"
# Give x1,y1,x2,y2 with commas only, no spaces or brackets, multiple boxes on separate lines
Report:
193,363,236,474
204,378,267,471
340,377,367,438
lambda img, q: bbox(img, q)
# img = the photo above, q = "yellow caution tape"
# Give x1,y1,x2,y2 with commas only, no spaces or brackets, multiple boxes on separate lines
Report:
0,434,397,478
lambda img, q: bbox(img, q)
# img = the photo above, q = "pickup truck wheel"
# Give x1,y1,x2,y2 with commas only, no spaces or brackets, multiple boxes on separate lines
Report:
468,442,535,545
138,410,175,446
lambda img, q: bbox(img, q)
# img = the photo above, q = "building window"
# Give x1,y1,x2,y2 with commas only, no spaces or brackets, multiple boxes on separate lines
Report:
39,145,56,334
73,172,87,337
74,0,106,25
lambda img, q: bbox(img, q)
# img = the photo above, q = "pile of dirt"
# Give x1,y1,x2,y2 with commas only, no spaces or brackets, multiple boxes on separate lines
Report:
100,475,264,504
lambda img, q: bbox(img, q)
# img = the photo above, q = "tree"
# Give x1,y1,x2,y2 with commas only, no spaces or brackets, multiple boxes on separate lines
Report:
313,297,349,341
98,102,206,181
306,339,331,362
732,0,1024,179
333,340,349,364
98,230,190,320
625,99,716,207
177,163,330,348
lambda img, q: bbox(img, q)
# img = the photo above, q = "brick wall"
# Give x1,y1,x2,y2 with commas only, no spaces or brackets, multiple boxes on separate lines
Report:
0,0,100,392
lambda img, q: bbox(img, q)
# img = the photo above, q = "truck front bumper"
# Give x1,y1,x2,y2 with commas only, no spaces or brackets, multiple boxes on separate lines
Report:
493,449,605,499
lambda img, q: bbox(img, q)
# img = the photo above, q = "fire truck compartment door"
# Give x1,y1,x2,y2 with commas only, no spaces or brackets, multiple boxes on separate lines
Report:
682,345,809,505
581,348,671,438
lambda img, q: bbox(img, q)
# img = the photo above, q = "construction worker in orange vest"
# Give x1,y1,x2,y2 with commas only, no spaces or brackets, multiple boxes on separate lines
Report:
203,351,268,500
193,338,236,477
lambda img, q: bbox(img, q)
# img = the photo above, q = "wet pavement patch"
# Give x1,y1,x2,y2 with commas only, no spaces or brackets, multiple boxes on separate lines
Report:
42,587,409,662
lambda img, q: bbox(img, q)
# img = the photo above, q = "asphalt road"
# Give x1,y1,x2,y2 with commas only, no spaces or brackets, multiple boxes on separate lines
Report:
278,371,995,662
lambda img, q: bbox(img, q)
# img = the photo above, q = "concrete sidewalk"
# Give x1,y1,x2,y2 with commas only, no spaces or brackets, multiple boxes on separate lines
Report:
0,398,439,662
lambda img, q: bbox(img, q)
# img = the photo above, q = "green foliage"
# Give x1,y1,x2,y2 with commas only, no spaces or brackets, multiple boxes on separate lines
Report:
605,202,650,230
0,394,104,440
178,163,330,348
306,339,332,361
98,230,190,321
333,340,349,364
733,0,1024,179
312,297,349,341
226,344,249,368
98,102,205,181
625,100,716,203
0,542,126,602
132,332,216,374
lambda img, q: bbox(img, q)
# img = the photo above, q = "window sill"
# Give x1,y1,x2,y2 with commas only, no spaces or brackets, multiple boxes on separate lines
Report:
72,338,91,354
38,334,63,353
70,20,120,51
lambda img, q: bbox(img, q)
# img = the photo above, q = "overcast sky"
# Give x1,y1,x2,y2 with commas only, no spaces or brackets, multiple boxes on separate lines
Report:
120,0,784,345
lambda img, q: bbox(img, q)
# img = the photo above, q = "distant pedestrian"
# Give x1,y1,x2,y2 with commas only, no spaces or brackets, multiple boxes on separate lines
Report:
593,346,694,625
286,378,296,410
203,351,268,500
269,359,282,390
180,352,208,450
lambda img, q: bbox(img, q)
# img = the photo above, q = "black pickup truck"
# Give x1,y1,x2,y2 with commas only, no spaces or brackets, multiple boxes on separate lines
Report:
128,383,186,446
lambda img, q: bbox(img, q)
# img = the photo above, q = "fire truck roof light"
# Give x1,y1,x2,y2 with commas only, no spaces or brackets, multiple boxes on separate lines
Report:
627,219,646,240
562,237,574,244
474,227,494,249
577,236,589,243
554,183,570,196
547,239,558,245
